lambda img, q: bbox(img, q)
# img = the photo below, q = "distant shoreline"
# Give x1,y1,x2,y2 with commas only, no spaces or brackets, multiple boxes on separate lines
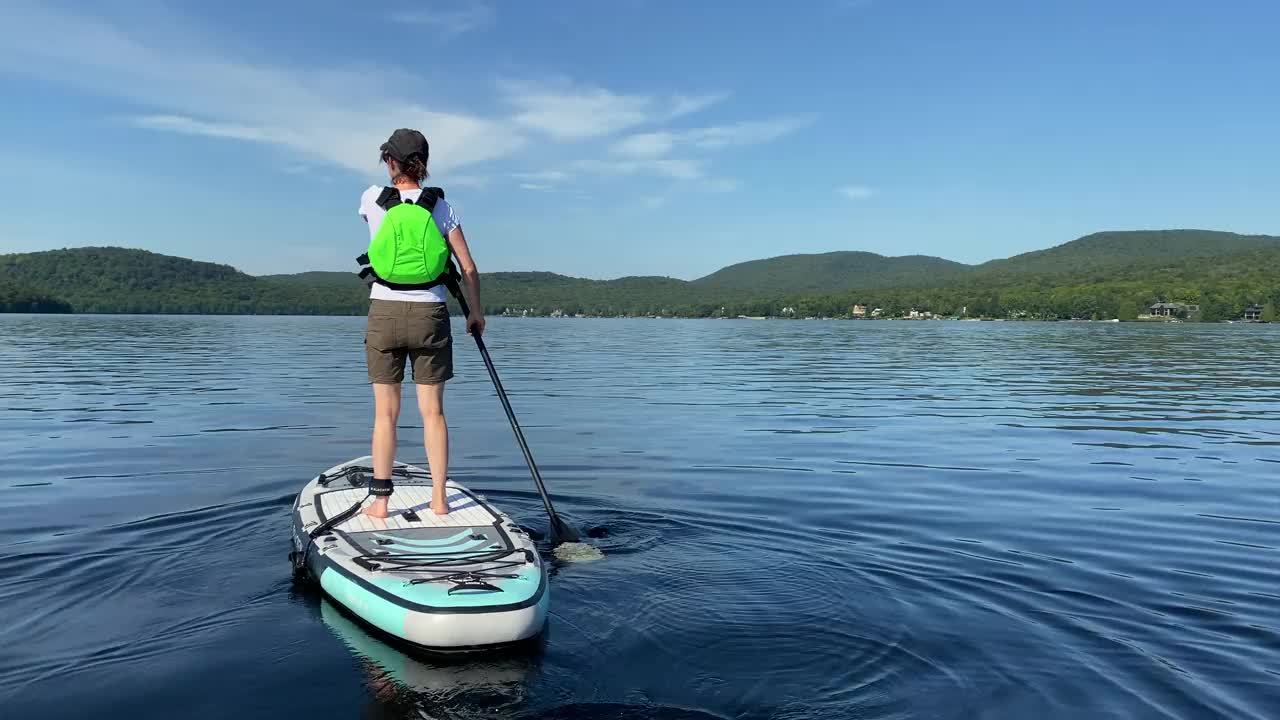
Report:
2,310,1273,325
4,233,1278,322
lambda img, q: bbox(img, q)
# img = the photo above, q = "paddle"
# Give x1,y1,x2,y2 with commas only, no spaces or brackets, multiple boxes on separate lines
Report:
446,268,581,544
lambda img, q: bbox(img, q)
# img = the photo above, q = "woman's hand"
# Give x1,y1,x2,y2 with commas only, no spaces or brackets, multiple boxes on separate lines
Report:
467,312,486,337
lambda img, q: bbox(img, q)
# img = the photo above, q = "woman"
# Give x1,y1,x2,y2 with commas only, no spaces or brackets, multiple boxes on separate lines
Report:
358,128,485,519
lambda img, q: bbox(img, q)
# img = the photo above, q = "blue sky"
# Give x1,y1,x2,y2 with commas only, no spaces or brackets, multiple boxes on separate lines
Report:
1,0,1278,279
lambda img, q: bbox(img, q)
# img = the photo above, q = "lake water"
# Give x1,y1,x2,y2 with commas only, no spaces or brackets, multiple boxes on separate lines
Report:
1,315,1277,719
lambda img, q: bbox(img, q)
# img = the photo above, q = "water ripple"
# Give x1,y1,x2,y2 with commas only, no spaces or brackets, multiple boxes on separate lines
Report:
0,316,1278,718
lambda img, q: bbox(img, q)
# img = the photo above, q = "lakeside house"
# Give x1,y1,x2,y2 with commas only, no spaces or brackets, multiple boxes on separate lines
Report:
1244,304,1264,322
851,304,867,318
1147,302,1200,318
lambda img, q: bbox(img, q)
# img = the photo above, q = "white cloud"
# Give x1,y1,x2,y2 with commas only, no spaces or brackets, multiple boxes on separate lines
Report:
502,80,727,141
610,116,809,158
705,178,740,193
610,132,676,159
684,117,813,149
390,3,495,38
504,82,651,140
839,185,874,200
512,170,572,183
605,117,809,179
651,159,703,180
130,115,277,142
0,4,525,176
520,182,551,191
669,92,732,118
0,5,804,200
576,157,704,180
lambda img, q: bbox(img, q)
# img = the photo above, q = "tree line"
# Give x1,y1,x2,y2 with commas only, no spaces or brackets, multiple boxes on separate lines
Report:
2,245,1278,321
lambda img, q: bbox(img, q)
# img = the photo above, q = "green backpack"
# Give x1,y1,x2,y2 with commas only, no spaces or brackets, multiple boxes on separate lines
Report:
357,186,450,290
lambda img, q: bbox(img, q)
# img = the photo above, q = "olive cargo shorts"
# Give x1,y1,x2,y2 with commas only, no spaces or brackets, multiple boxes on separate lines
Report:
364,299,454,385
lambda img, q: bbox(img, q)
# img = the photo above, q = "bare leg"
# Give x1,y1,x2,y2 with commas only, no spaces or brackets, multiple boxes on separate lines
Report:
365,382,402,519
416,382,449,515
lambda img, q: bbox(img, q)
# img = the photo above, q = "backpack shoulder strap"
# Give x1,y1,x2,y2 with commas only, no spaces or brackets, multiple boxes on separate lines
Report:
375,186,401,210
414,186,445,211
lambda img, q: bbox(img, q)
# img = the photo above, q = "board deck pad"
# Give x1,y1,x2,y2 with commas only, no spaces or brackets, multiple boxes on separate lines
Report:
318,485,499,533
341,526,510,558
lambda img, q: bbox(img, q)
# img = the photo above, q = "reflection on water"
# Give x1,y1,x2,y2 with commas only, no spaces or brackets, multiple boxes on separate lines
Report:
1,315,1278,719
316,596,537,719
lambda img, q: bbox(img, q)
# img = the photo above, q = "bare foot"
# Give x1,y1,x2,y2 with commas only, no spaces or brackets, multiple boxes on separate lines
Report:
433,496,450,516
363,497,390,519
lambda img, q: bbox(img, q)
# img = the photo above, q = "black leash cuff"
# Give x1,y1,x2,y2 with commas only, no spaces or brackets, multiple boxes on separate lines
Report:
369,477,394,497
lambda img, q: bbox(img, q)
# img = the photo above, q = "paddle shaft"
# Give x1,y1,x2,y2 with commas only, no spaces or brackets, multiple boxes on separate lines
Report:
451,285,578,542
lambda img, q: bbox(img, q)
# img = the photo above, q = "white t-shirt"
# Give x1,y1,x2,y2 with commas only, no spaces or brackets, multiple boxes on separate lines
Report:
358,185,460,303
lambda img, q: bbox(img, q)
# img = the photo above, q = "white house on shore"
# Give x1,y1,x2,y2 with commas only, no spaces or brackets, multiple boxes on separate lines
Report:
1147,302,1200,318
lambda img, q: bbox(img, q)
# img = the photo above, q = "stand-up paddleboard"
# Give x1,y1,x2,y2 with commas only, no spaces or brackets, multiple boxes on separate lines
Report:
291,456,547,651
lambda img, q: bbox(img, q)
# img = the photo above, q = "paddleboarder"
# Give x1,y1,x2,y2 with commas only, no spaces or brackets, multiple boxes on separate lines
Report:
357,128,485,519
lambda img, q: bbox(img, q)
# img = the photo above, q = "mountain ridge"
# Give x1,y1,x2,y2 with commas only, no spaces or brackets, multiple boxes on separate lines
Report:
3,229,1278,320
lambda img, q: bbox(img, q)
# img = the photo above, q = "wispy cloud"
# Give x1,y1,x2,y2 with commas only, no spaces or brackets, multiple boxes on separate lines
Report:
0,3,525,176
839,185,874,200
670,92,732,118
512,170,572,183
683,117,814,149
502,79,727,141
603,116,810,181
610,132,677,159
650,159,704,180
575,157,704,180
610,117,810,157
503,82,649,140
390,3,496,38
0,4,801,201
130,115,276,142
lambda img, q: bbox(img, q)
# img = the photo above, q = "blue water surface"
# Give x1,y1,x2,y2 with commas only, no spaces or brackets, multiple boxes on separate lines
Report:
0,315,1277,719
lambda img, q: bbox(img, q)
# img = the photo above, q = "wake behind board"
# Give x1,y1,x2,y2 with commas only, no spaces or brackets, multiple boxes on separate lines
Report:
291,456,547,651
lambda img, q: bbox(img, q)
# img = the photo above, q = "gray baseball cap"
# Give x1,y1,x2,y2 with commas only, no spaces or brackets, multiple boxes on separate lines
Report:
380,128,429,163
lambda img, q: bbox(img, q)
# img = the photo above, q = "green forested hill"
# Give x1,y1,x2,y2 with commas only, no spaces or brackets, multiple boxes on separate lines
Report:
813,246,1280,322
1,247,260,314
2,230,1278,320
693,251,969,294
0,279,73,313
262,268,695,316
976,230,1280,277
1,247,368,314
260,271,363,286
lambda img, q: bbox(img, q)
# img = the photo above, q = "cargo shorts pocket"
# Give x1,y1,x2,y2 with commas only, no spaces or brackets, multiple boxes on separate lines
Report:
407,305,452,351
364,316,400,352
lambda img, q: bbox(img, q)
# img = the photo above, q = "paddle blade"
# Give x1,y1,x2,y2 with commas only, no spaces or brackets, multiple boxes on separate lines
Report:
550,515,580,544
